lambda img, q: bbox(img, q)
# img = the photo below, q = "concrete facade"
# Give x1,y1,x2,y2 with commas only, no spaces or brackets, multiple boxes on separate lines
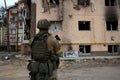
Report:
35,0,120,54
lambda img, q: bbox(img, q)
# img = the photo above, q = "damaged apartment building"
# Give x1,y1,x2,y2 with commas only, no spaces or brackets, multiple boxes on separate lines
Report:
34,0,120,56
8,0,32,51
8,0,120,55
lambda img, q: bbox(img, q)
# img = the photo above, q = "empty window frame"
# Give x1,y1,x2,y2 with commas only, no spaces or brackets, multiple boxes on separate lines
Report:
105,0,116,6
108,45,118,53
2,13,4,18
49,0,59,5
18,37,22,42
78,21,90,30
78,0,90,6
18,29,23,34
79,45,91,53
11,45,16,51
10,37,16,43
11,29,16,34
106,21,118,31
19,21,22,28
49,21,62,33
0,13,4,19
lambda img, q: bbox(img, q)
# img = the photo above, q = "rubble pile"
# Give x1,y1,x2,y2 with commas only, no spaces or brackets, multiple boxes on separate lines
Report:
59,58,120,70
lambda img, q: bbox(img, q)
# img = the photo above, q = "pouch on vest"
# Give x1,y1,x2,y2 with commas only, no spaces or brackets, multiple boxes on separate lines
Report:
48,62,54,76
39,63,48,74
50,54,59,69
29,61,39,73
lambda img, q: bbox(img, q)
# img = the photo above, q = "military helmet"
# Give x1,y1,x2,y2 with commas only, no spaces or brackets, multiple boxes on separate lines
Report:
37,19,51,29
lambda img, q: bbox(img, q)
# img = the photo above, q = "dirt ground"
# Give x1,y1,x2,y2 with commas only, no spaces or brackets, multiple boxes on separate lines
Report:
0,58,120,80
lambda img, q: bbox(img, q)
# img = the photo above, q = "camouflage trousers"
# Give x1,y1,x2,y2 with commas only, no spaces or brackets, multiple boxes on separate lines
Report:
30,70,57,80
30,73,49,80
29,62,57,80
49,69,57,80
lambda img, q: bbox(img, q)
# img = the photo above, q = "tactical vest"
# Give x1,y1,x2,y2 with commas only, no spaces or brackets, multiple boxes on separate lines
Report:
31,32,51,61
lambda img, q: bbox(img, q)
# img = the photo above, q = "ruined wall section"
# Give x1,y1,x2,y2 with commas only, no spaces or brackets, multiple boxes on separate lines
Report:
36,0,120,52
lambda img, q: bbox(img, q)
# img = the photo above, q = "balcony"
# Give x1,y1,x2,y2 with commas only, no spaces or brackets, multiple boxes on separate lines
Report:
10,9,18,15
18,13,24,21
10,17,18,22
0,19,3,23
10,23,17,29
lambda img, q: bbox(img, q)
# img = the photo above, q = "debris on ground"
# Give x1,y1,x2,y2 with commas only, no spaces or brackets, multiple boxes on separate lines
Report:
1,55,120,70
0,56,120,80
59,58,120,70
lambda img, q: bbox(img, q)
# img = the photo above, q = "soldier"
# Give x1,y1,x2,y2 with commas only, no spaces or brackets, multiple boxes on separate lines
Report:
28,19,62,80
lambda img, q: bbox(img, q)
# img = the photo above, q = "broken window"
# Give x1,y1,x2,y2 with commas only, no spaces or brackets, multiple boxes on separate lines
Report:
79,45,91,53
19,21,22,27
41,0,60,13
108,45,118,53
18,29,23,34
11,45,16,51
106,21,118,31
48,0,59,8
11,29,16,34
49,21,62,33
78,21,90,30
78,0,90,6
105,0,116,6
10,37,16,43
18,37,22,42
10,22,17,29
49,0,59,5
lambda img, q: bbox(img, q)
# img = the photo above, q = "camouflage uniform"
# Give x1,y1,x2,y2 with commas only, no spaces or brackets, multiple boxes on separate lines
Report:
29,19,61,80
